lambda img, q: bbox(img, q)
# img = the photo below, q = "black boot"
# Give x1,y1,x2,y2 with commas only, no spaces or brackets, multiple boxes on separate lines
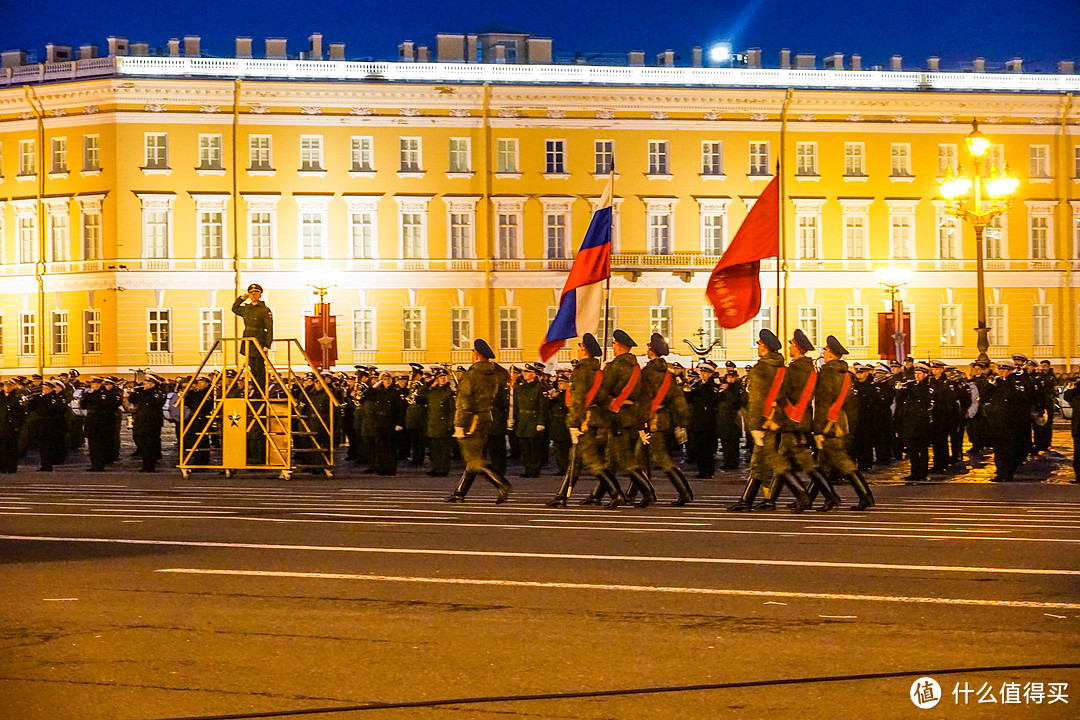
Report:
578,476,605,505
546,473,574,507
667,468,693,506
753,475,781,511
630,469,657,508
481,467,512,504
728,478,760,511
783,472,813,514
857,470,875,507
601,470,626,509
809,469,841,511
849,470,874,511
446,471,475,502
789,474,820,509
673,466,693,503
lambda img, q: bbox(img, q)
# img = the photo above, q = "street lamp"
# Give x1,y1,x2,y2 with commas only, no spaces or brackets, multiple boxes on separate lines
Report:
937,119,1020,364
875,267,912,361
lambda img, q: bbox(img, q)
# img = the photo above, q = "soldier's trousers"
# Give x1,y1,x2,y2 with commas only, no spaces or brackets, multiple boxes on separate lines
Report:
134,431,162,470
1033,420,1053,453
854,428,875,470
950,420,966,462
749,430,782,481
0,432,18,472
688,430,717,478
408,429,425,465
577,428,607,478
636,432,675,473
551,440,570,474
89,432,113,470
459,424,493,474
906,437,929,479
968,415,986,454
605,428,642,475
778,432,817,474
486,432,507,474
991,434,1021,480
518,436,544,476
372,434,397,475
932,431,951,470
1073,432,1080,480
817,435,856,477
428,436,452,476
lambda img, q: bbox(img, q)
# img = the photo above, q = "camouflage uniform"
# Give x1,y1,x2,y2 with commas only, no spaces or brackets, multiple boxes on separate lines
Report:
729,350,785,511
448,359,512,502
639,357,693,505
595,351,656,506
813,359,873,510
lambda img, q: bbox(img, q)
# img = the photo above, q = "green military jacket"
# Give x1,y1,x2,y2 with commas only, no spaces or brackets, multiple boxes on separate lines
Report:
513,378,550,438
567,357,603,430
423,383,455,439
778,355,816,433
231,296,274,353
745,351,785,432
595,351,643,431
812,358,852,437
640,357,688,433
454,359,504,432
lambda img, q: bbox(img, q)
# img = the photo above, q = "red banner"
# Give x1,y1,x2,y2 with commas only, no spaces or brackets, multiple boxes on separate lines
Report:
304,314,338,369
877,312,911,360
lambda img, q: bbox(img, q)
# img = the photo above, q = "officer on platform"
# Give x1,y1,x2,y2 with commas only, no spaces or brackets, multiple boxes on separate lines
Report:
232,283,274,387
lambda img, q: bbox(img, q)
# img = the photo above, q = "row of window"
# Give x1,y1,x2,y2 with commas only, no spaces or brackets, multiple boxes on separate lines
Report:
0,302,1056,359
3,135,1077,180
6,196,1075,264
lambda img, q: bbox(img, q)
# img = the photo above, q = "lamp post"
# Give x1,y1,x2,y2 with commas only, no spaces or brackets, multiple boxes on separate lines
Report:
875,267,912,361
937,119,1020,364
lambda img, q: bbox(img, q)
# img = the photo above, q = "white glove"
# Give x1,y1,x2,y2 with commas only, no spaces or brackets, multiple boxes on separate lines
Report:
536,425,545,432
814,434,825,449
638,429,651,445
674,427,687,444
453,427,466,439
394,425,403,432
750,430,765,447
569,427,582,445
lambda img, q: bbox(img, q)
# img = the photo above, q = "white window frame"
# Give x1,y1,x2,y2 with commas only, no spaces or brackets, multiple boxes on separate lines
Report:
403,307,425,350
444,196,479,260
352,307,375,351
1033,305,1052,346
1072,201,1080,259
399,137,422,173
82,135,100,173
940,305,962,347
498,307,520,350
296,197,330,259
242,194,279,259
987,305,1007,347
18,139,36,176
350,136,374,173
846,306,867,348
844,142,865,176
839,200,870,259
493,197,524,259
749,141,770,176
14,204,38,264
51,310,68,355
795,142,817,176
798,306,821,348
19,312,35,356
347,196,379,260
987,145,1005,175
701,141,723,176
701,308,725,348
144,133,168,170
45,198,71,262
937,144,958,176
648,140,670,175
545,139,566,175
650,306,672,340
496,138,518,174
793,199,825,260
50,137,68,174
451,307,472,350
200,308,223,354
644,198,676,255
448,137,471,174
195,196,229,260
395,195,432,259
198,134,223,170
300,135,324,172
891,143,912,177
698,198,730,254
80,199,103,261
886,201,918,259
1027,202,1056,260
540,197,572,260
594,140,615,175
135,193,175,260
148,308,171,353
985,214,1008,259
1029,144,1050,179
248,135,272,172
83,308,101,354
751,306,773,348
932,202,962,260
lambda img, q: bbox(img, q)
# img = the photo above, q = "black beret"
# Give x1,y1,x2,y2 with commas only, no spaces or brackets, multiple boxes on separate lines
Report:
825,335,848,357
792,329,814,352
612,329,636,348
581,333,602,357
758,329,782,351
474,338,495,359
648,332,669,357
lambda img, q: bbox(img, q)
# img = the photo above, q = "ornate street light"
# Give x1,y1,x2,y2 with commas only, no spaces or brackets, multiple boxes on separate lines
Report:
937,119,1020,364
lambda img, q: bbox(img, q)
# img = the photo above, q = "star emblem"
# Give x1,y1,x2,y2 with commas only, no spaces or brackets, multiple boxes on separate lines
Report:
228,412,242,427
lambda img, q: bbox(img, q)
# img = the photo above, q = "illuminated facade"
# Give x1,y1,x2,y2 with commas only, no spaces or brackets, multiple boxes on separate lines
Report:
1,47,1079,373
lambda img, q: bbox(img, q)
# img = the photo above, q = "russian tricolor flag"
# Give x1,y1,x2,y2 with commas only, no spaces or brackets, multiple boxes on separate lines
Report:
538,176,613,363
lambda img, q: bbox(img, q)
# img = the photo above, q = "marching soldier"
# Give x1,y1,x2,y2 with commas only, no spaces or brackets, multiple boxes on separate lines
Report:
813,336,874,511
0,378,24,473
128,374,167,472
896,361,934,482
447,339,513,503
639,333,693,505
730,330,789,511
513,363,550,478
232,283,274,388
548,333,623,508
595,330,655,507
423,367,456,477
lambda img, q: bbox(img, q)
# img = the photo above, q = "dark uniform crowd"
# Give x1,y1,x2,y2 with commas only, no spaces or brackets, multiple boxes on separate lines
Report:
1,330,1076,506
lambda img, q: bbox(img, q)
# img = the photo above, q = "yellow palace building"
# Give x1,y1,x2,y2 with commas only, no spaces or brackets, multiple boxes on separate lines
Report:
1,31,1078,374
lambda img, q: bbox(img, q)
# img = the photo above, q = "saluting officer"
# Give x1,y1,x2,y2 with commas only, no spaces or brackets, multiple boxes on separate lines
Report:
639,333,693,505
232,283,274,387
447,339,513,503
128,373,167,472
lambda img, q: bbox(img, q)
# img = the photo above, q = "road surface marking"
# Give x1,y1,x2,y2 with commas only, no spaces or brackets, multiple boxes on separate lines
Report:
154,568,1080,610
5,535,1078,576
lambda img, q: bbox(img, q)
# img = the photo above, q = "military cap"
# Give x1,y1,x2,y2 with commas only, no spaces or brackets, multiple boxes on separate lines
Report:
972,359,990,368
825,335,848,357
914,361,931,373
648,332,669,357
889,360,902,368
1025,360,1038,369
929,360,947,369
90,376,105,383
69,369,80,379
522,363,539,373
32,374,42,380
474,338,495,359
1040,359,1052,366
1,377,15,385
15,376,28,384
1012,353,1028,364
224,369,237,378
725,360,737,369
581,333,602,358
144,374,162,385
905,356,914,362
431,366,449,378
408,363,423,372
455,365,467,373
612,329,636,348
699,360,718,372
510,365,520,374
669,361,684,370
875,362,891,374
195,375,211,383
247,283,264,293
51,379,66,389
852,362,867,371
104,376,118,384
757,329,781,351
792,328,814,352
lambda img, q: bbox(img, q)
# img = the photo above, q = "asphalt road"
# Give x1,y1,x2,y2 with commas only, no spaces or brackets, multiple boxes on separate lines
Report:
2,455,1079,720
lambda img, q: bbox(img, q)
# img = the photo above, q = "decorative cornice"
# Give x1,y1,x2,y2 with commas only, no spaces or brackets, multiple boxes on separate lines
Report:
350,106,375,115
449,108,471,117
750,113,769,121
145,103,166,112
300,106,322,115
400,107,421,117
703,110,721,120
199,104,221,113
250,104,270,114
595,109,615,120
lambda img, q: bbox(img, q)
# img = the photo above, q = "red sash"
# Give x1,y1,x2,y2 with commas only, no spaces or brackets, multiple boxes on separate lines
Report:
609,364,640,413
784,368,817,422
567,369,603,408
649,370,673,418
827,373,852,422
763,367,786,418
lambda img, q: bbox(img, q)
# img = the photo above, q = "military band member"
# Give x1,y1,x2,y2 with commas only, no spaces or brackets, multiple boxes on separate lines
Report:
896,361,934,482
928,360,959,473
1062,378,1080,482
404,363,428,466
31,380,68,471
984,360,1030,482
128,374,167,472
447,339,513,503
639,333,693,505
423,368,456,477
967,360,992,456
232,283,274,387
514,363,550,477
80,377,119,472
183,376,215,467
0,378,23,473
367,372,406,476
684,360,721,478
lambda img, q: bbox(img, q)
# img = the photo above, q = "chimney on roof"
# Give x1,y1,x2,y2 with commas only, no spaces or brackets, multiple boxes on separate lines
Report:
437,34,464,62
235,37,252,58
79,44,99,60
526,37,552,64
328,42,345,60
1059,60,1075,74
629,51,645,66
691,46,703,67
493,43,506,63
130,42,149,56
746,48,761,68
47,44,73,63
780,48,791,69
795,53,816,69
657,49,674,66
851,54,862,71
417,45,430,62
308,33,323,60
183,36,200,57
399,41,415,62
927,56,940,72
1006,57,1022,72
2,49,27,68
265,38,287,59
167,38,180,56
973,57,985,72
824,53,844,70
890,55,902,70
107,37,128,57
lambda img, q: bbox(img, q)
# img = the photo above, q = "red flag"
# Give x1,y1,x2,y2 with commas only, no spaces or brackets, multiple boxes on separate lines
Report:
705,175,780,329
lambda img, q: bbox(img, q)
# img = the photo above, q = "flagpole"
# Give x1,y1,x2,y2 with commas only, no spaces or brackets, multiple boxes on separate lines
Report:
779,88,794,346
602,167,615,362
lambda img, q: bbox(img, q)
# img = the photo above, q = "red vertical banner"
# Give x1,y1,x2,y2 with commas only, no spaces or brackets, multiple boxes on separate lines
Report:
877,312,911,360
304,314,338,369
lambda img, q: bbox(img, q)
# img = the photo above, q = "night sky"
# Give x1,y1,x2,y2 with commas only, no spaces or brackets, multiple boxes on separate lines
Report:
4,0,1079,71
